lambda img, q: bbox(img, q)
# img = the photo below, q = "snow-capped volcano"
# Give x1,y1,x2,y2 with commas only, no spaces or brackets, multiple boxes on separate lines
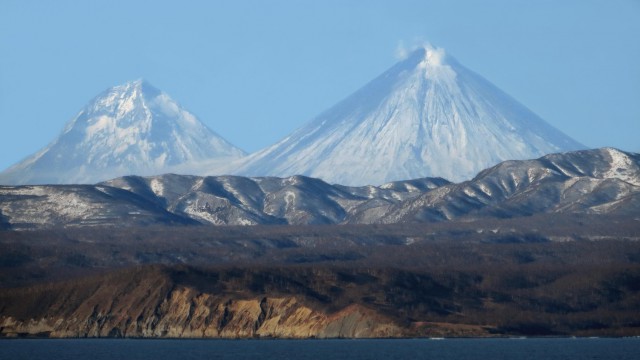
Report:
235,45,584,185
0,79,245,184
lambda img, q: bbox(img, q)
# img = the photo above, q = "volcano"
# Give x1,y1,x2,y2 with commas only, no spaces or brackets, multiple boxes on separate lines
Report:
235,46,583,185
0,80,245,185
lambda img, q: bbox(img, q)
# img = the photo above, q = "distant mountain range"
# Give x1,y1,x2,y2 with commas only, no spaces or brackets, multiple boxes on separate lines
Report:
1,148,637,230
0,46,586,186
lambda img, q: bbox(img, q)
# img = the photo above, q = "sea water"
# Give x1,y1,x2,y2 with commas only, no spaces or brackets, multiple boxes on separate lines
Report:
0,338,638,360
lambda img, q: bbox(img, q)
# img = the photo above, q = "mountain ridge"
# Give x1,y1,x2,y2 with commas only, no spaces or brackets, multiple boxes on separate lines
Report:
1,148,637,229
374,147,640,224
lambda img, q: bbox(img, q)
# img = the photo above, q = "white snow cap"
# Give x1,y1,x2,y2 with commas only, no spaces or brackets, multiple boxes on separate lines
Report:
0,79,246,185
235,43,584,185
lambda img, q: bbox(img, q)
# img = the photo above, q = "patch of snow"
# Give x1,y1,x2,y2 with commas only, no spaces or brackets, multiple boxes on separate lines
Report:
236,218,255,226
85,116,114,138
478,183,492,196
602,148,640,186
284,191,295,210
462,187,476,197
404,237,417,245
150,178,165,196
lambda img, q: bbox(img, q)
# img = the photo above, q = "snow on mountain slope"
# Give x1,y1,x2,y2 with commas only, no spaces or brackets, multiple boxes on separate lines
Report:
101,174,447,226
1,148,637,229
0,80,245,185
235,45,584,185
373,148,640,223
0,184,196,229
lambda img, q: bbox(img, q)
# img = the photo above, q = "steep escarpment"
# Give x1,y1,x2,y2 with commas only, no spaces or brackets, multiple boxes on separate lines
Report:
0,266,402,338
1,221,639,338
2,260,640,338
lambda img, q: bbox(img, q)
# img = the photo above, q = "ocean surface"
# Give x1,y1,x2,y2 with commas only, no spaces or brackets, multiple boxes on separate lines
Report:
1,338,638,360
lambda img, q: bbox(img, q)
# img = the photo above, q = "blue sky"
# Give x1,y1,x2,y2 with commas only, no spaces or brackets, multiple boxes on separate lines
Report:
1,0,638,171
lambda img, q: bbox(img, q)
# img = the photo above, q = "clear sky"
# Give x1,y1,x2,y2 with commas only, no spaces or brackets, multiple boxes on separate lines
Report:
1,0,638,171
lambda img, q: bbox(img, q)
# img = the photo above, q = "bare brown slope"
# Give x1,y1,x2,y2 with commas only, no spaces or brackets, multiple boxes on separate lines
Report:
1,216,639,338
0,266,402,338
2,262,640,338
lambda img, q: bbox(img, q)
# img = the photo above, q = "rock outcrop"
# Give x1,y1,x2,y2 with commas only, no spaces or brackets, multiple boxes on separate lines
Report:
0,266,402,338
2,251,639,338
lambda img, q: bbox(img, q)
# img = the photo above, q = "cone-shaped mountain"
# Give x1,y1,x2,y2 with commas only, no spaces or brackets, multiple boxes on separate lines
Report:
236,46,583,185
0,79,245,185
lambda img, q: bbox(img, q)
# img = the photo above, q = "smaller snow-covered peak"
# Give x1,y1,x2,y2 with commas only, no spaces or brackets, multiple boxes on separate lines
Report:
128,78,161,97
0,79,245,185
118,78,155,91
130,78,146,87
92,79,160,110
82,79,191,129
116,78,159,97
91,81,137,113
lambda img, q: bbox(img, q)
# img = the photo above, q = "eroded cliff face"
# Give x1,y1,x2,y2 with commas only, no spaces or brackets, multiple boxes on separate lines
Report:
0,267,402,338
4,261,638,338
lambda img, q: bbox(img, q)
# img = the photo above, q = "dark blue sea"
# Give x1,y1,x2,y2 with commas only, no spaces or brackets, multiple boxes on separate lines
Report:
1,338,638,360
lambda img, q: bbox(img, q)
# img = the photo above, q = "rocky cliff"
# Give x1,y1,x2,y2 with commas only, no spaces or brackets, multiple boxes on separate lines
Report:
0,266,403,338
2,258,639,338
